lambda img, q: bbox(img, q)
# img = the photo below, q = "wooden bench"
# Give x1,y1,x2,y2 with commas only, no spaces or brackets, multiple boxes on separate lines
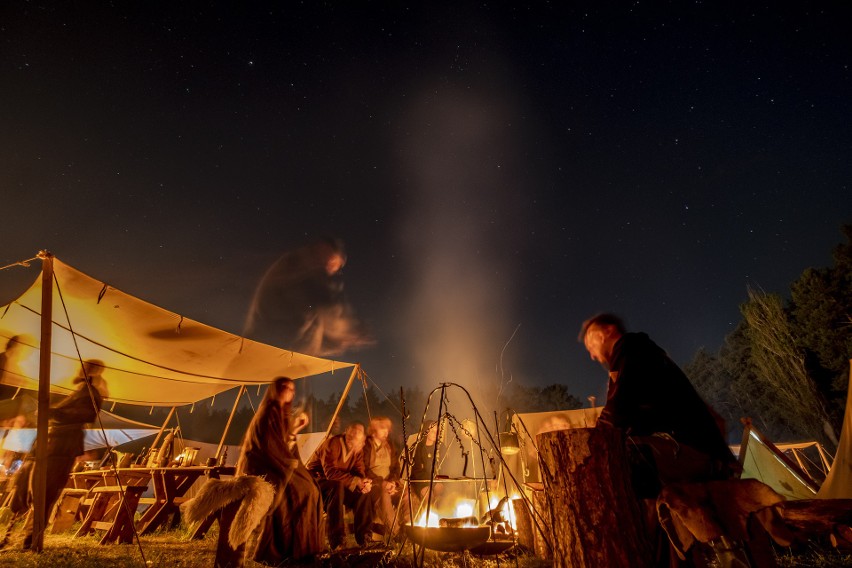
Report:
75,485,148,544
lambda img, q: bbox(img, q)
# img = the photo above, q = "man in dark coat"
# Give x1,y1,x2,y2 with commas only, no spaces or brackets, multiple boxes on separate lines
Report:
305,422,373,548
22,359,107,550
579,314,736,497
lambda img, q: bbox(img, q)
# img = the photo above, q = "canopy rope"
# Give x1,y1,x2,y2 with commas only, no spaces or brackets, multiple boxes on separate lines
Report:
52,266,150,565
358,367,402,417
0,256,40,273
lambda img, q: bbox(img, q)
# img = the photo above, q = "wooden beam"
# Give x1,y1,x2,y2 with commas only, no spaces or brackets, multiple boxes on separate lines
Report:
32,251,54,552
215,385,245,464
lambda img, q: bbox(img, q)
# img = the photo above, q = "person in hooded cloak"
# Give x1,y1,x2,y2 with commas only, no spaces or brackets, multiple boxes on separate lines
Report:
236,376,324,564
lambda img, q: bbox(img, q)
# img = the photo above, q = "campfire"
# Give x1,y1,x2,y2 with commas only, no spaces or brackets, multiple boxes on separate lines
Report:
398,383,531,556
403,492,518,553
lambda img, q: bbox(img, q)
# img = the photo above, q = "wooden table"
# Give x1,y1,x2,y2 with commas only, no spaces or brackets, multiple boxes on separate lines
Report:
70,467,154,544
70,467,152,490
138,466,234,535
69,465,234,541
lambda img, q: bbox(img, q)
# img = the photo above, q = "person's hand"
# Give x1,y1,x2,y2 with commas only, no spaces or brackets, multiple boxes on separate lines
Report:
292,412,309,434
359,478,373,494
384,480,398,496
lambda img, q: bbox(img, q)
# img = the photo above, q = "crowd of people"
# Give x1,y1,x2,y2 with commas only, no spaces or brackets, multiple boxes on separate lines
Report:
0,306,740,568
226,311,735,566
228,376,418,565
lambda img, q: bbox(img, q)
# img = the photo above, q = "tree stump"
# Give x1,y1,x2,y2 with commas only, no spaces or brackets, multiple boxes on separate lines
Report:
537,427,652,568
531,490,552,559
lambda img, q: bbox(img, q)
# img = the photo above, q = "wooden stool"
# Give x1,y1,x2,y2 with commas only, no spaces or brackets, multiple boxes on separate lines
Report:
75,485,147,544
49,488,90,534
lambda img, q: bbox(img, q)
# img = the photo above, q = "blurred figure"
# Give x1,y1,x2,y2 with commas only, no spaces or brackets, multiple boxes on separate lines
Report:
235,376,324,565
578,312,737,495
0,335,28,385
408,420,440,495
579,313,739,567
536,413,571,436
306,422,373,548
363,416,401,539
21,359,107,550
402,420,447,523
243,238,372,356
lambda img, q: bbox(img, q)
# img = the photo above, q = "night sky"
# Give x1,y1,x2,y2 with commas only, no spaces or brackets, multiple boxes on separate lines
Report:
1,2,851,408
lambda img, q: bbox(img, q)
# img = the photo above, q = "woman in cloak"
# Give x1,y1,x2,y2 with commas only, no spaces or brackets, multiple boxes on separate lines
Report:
237,376,325,564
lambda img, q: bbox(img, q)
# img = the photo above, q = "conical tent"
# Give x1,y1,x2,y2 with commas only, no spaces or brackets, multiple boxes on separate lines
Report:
817,360,852,499
735,422,820,500
0,257,355,406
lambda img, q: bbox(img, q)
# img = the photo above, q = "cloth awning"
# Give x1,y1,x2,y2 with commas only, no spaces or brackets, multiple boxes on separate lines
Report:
0,257,355,406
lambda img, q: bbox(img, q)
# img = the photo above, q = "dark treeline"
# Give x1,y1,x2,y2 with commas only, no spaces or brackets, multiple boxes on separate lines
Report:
685,224,852,449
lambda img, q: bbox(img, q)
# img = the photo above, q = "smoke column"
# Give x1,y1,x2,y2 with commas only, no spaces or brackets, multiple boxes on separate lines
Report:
393,81,530,418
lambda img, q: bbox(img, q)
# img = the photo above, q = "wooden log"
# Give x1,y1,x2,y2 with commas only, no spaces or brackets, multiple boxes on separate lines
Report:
537,427,652,568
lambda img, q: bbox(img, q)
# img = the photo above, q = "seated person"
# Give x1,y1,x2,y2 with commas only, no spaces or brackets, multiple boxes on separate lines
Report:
579,313,737,497
363,416,401,538
408,420,440,495
306,422,373,548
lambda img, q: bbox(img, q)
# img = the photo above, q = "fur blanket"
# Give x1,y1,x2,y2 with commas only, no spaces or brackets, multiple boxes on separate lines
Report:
181,475,274,549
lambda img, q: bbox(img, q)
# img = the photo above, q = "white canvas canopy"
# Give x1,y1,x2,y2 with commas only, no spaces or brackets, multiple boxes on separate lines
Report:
0,256,356,406
0,253,360,551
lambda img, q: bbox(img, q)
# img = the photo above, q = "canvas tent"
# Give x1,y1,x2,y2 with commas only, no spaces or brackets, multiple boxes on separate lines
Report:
0,253,361,549
734,422,821,501
508,407,604,486
816,360,852,499
730,361,851,501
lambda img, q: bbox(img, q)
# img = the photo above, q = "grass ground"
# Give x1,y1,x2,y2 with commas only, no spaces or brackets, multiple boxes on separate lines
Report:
0,529,550,568
0,523,848,567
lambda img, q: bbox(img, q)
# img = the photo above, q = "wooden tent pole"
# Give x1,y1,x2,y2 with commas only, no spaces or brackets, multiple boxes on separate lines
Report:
215,385,246,463
145,406,177,465
324,365,359,438
32,251,54,552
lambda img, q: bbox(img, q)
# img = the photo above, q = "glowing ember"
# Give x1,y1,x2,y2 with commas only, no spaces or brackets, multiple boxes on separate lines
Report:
505,497,518,531
413,511,440,528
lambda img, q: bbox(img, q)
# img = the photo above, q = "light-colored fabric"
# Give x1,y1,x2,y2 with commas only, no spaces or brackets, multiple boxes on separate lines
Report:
0,398,159,452
737,427,819,500
0,258,355,406
817,361,852,499
511,407,604,484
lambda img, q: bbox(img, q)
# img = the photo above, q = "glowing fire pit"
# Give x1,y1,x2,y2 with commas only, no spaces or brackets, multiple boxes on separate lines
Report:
403,525,491,553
